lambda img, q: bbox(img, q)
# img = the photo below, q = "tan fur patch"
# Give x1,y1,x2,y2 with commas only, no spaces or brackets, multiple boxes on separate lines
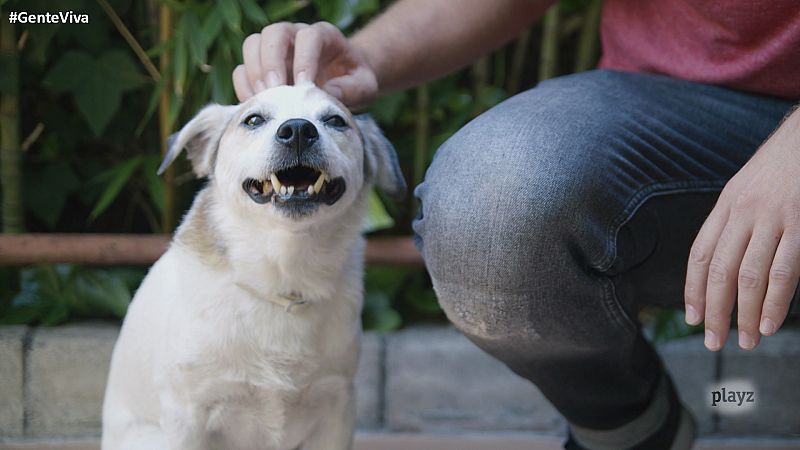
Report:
174,187,229,269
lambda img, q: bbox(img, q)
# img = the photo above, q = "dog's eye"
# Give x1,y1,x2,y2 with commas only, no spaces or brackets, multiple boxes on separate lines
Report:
243,114,266,128
323,115,347,128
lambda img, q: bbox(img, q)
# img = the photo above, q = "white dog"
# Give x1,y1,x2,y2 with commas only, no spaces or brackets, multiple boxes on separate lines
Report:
102,83,405,450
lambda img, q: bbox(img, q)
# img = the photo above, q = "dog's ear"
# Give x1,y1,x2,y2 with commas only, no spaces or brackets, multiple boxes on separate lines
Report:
157,104,237,177
356,114,407,199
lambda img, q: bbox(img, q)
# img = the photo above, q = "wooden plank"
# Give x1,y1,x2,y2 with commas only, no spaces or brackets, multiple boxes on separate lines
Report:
0,234,423,267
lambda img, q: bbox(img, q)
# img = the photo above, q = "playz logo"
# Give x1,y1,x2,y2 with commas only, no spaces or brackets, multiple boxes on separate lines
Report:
711,387,754,407
708,380,756,415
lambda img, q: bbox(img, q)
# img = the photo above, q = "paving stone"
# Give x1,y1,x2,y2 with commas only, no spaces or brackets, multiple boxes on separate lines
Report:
0,326,27,437
716,329,800,435
27,323,119,437
355,332,384,429
385,326,564,433
656,334,718,435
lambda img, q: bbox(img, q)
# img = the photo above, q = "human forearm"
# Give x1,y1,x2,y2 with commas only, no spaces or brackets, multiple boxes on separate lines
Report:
351,0,553,95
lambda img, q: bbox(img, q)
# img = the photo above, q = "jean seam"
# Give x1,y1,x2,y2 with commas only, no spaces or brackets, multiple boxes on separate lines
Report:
595,179,729,333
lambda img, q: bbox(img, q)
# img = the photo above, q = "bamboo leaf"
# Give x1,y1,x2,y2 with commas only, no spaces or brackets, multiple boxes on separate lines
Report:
217,0,242,32
87,156,143,222
239,0,268,25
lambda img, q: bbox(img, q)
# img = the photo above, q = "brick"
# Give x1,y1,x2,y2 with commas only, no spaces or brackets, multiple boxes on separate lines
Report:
717,329,800,434
355,332,384,429
385,326,563,433
0,326,27,437
27,323,119,437
656,334,718,435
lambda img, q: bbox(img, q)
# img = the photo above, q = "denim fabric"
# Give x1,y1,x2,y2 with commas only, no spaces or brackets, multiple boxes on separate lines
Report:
412,70,798,447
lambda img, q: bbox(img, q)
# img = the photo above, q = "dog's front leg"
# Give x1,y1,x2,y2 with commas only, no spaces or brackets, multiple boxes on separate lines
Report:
301,385,355,450
160,393,209,450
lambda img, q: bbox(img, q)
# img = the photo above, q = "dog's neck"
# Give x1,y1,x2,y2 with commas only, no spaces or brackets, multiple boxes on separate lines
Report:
175,186,366,307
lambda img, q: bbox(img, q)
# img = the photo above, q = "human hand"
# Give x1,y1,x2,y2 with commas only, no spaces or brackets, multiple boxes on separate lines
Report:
685,108,800,351
232,22,378,108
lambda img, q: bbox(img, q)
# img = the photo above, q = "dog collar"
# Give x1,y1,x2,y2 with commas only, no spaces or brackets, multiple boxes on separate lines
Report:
235,281,308,313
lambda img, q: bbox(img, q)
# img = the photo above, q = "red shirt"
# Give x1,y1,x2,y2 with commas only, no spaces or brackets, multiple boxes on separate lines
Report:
599,0,800,100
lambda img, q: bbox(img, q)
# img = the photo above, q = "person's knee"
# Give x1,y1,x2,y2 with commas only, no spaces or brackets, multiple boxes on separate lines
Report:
416,114,594,339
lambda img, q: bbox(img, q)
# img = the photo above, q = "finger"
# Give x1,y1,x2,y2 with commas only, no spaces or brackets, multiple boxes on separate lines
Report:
259,22,298,88
242,33,266,92
323,70,377,108
704,220,750,351
760,230,800,336
736,225,780,349
293,22,344,85
232,64,254,102
685,203,729,327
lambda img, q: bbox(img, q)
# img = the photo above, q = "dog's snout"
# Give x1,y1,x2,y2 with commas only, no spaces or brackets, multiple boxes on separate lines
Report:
275,119,318,149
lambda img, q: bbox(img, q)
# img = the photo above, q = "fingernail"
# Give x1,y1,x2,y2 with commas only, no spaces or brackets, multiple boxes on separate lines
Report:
738,331,755,350
705,329,720,350
266,71,280,88
295,71,309,84
685,305,699,325
760,318,775,335
255,80,266,92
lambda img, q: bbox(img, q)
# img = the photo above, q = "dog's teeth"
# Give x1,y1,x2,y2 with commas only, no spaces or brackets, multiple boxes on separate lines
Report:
270,173,282,192
307,185,315,195
280,185,287,195
313,172,326,193
287,186,295,195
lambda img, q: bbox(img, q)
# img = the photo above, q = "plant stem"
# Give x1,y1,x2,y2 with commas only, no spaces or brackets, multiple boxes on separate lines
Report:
159,5,176,233
471,57,489,115
96,0,161,82
413,84,429,209
0,14,22,233
507,28,531,95
574,0,602,72
538,3,560,82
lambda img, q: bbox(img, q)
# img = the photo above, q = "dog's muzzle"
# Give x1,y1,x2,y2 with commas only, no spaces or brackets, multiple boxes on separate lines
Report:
242,167,345,207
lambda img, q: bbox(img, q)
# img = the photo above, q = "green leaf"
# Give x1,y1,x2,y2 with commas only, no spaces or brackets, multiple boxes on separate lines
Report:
217,0,242,32
265,0,310,21
313,0,358,29
70,269,131,319
362,189,394,233
173,23,188,97
87,156,143,222
96,49,149,91
239,0,268,25
1,266,69,326
141,154,165,215
23,161,81,228
201,12,224,49
183,13,207,65
43,49,147,136
362,292,401,332
42,50,93,93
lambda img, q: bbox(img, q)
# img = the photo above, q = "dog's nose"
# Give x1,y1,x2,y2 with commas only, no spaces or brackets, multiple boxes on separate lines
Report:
275,119,319,149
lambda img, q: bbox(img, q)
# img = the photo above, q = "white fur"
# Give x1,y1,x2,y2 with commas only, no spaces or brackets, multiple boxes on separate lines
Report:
102,84,400,450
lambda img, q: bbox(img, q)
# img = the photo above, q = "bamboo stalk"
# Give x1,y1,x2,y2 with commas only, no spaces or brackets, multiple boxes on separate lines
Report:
538,3,560,82
574,0,603,72
0,14,22,233
96,0,161,82
413,84,429,209
471,57,489,115
507,28,531,95
159,5,176,232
